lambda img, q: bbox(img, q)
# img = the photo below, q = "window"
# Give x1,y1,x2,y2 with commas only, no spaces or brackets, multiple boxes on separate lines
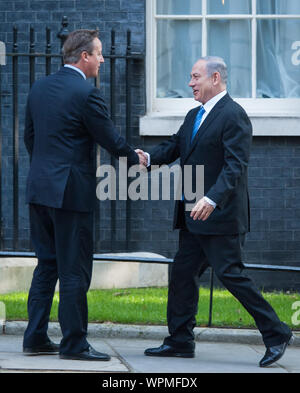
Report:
146,0,300,117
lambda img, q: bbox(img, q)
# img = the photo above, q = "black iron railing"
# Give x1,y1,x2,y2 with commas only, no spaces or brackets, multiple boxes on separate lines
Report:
0,17,144,252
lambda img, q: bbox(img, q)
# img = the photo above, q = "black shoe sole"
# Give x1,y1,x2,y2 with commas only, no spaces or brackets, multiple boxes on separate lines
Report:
59,354,111,361
23,350,59,356
144,351,195,358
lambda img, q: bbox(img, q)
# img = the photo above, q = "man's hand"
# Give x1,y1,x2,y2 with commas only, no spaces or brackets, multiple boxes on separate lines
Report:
190,197,215,221
135,149,148,168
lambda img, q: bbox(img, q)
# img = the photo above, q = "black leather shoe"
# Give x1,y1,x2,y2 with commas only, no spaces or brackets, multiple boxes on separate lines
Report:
144,344,195,358
23,340,60,355
259,335,294,367
59,345,111,361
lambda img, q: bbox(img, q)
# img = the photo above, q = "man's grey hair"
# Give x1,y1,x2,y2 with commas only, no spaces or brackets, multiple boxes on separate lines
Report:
62,29,99,64
200,56,228,84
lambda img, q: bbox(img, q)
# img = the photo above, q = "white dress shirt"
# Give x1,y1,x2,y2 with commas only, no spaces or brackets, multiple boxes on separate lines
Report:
64,64,87,80
199,90,227,129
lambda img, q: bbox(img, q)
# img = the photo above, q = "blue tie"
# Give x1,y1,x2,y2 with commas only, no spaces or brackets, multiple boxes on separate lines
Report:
181,106,206,201
191,106,206,143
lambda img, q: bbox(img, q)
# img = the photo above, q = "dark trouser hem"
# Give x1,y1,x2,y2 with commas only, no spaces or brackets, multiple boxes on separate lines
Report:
261,322,292,347
163,336,195,351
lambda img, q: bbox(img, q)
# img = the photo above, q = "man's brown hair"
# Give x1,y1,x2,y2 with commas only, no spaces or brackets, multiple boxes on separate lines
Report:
62,29,99,64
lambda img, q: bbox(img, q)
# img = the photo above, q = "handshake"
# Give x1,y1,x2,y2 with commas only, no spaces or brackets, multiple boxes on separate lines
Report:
135,149,149,168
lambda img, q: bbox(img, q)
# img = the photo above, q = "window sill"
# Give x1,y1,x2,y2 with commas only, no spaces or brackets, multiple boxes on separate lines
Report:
139,112,300,136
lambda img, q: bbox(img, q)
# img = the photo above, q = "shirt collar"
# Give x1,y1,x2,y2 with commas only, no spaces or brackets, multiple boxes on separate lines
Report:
64,64,86,80
203,90,227,114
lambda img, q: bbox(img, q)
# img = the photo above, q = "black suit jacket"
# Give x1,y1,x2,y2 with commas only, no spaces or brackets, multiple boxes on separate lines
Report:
24,66,139,212
149,93,252,235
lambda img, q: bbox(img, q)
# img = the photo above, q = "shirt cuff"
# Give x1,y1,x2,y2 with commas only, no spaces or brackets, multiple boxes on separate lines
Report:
204,196,217,208
144,152,150,167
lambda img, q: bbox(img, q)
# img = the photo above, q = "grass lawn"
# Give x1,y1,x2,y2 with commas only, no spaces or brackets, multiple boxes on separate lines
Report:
0,287,299,329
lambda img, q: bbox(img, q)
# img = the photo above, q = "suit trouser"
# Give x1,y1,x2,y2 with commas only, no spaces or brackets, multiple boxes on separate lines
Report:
23,203,93,355
164,229,291,350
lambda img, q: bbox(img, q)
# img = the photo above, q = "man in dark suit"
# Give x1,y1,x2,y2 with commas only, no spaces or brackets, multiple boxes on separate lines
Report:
23,29,145,361
142,57,293,367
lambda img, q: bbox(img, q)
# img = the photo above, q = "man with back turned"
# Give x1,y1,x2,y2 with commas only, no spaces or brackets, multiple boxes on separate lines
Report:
23,29,146,360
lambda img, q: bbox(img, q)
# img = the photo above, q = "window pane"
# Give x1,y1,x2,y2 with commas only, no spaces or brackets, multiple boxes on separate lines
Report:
157,20,202,98
208,0,251,14
257,19,300,98
156,0,202,15
207,20,251,98
257,0,300,14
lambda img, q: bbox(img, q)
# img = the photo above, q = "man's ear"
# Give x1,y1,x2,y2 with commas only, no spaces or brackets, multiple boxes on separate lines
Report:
212,72,221,85
81,51,89,62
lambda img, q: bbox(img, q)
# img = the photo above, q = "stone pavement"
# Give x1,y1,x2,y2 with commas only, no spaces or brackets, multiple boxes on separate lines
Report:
0,322,299,373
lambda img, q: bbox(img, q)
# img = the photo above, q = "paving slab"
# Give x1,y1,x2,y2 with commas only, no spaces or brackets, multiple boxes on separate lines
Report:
1,335,300,373
0,336,128,373
105,338,288,373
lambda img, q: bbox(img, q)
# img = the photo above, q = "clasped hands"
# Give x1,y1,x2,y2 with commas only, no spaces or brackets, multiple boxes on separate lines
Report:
135,149,148,168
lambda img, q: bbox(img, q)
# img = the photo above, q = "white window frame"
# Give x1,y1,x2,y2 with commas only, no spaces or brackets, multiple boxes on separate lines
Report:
0,41,6,66
142,0,300,136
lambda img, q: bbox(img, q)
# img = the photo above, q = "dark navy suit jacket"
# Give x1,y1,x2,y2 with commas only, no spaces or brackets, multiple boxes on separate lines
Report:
24,66,139,212
149,94,252,235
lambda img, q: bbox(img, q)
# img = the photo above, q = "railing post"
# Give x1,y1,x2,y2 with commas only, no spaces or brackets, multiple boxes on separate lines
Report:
208,268,214,327
12,26,19,250
93,57,101,254
110,29,116,251
45,27,51,76
168,263,173,286
29,26,35,88
125,29,132,251
57,16,69,64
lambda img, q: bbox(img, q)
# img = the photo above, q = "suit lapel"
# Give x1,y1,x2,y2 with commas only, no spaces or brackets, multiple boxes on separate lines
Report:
183,93,232,163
